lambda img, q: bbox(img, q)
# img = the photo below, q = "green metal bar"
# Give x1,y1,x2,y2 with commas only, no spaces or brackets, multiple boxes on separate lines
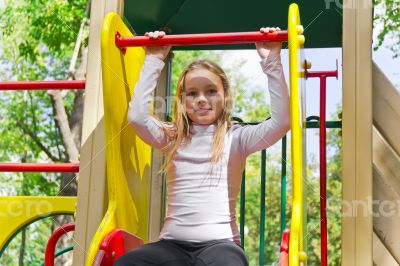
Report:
306,120,341,128
238,118,341,130
39,245,74,266
232,116,341,263
280,135,287,238
240,170,246,248
259,149,266,265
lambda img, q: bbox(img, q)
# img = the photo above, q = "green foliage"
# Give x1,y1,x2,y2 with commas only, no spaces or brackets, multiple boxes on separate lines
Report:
374,0,400,57
0,0,88,195
0,216,69,265
0,0,87,66
0,0,87,264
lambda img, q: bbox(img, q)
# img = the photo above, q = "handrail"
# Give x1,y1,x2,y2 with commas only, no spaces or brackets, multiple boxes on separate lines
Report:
115,30,288,50
0,163,79,173
0,80,85,91
288,3,306,265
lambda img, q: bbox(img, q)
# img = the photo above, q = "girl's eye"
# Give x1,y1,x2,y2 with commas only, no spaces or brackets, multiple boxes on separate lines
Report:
187,91,197,97
208,89,217,94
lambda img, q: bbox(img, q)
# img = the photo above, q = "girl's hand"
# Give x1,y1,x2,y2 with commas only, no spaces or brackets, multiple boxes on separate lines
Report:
255,27,282,60
144,31,171,60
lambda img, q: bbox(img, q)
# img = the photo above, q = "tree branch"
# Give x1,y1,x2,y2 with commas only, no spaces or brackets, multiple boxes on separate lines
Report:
48,91,79,163
16,121,59,162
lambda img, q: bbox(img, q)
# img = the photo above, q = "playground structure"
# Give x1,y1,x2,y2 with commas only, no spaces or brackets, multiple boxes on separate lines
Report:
0,0,399,265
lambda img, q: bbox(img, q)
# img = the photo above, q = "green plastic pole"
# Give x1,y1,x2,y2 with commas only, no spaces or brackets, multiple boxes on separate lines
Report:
280,135,287,238
259,149,266,266
240,170,246,248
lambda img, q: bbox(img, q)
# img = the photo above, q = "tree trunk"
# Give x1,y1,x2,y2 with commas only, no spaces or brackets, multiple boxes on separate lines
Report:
52,15,89,266
50,91,80,163
18,227,26,266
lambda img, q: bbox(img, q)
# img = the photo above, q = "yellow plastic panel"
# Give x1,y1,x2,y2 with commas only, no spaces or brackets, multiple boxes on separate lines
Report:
287,3,307,266
0,196,76,255
85,12,152,265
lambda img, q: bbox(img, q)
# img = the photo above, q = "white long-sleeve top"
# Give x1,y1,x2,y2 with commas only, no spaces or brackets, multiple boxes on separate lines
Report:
128,55,290,245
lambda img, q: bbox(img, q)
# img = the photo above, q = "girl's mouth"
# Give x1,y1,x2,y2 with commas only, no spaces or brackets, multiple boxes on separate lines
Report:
196,108,211,114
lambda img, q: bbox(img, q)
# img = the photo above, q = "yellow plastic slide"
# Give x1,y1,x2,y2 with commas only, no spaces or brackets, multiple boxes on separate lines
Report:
85,13,153,265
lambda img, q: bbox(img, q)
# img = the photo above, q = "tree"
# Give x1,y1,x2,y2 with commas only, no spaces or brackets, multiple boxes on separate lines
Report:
374,0,400,57
0,0,89,264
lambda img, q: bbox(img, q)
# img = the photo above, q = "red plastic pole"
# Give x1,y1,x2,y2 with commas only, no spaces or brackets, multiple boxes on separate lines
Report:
0,163,79,172
305,66,338,266
115,30,288,48
44,223,75,266
0,80,85,91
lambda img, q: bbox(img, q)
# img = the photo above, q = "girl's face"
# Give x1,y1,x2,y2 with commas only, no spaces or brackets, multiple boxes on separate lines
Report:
183,68,225,125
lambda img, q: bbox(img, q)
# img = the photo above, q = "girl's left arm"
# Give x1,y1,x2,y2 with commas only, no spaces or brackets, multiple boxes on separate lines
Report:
237,53,290,157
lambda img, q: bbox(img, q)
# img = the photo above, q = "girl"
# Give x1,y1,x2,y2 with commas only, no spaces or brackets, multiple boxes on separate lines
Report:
115,27,290,266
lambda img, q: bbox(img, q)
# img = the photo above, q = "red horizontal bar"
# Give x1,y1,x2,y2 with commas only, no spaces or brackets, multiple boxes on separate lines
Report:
0,163,79,173
115,30,288,48
0,80,86,91
305,70,338,78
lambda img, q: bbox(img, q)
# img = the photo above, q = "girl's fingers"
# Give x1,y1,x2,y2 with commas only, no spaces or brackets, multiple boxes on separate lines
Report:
260,27,282,33
145,31,166,39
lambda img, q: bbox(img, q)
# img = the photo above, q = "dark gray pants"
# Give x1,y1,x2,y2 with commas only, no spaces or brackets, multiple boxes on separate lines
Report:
113,238,249,266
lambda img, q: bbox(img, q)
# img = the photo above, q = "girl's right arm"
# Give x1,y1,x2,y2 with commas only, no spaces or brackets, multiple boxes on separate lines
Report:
127,31,172,150
127,55,171,150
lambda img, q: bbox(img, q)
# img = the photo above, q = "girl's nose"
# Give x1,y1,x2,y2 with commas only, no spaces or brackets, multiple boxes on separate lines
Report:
197,94,207,104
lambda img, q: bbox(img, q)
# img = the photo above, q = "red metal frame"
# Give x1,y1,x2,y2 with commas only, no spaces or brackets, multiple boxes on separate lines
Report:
44,223,75,266
0,163,79,173
278,229,290,266
305,61,338,266
115,30,288,51
0,80,85,91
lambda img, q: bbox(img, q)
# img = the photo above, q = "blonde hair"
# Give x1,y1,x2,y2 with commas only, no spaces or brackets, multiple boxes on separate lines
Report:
159,59,233,173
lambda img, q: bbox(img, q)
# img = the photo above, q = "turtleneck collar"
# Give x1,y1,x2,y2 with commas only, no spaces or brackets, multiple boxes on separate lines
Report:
190,123,216,134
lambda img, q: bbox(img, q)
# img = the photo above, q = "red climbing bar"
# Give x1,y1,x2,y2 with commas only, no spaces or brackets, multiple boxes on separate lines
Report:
319,76,328,266
0,163,79,173
115,30,288,48
278,229,290,266
0,80,85,91
305,63,338,266
44,223,75,266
